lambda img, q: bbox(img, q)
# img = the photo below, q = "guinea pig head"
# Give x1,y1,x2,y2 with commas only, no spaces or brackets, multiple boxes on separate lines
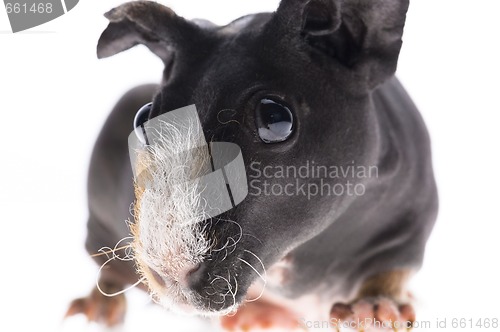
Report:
97,0,409,316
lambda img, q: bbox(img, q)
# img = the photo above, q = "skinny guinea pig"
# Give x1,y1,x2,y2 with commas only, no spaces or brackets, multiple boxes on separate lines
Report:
67,0,438,330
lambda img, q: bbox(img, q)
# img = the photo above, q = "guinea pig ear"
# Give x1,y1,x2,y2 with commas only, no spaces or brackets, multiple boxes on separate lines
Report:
273,0,410,89
97,1,203,63
271,0,341,36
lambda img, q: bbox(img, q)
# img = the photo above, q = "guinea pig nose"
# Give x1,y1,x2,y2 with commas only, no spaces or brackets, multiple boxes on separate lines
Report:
184,262,205,288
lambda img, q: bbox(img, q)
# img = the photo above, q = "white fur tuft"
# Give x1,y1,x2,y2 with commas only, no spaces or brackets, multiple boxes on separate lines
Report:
131,119,213,311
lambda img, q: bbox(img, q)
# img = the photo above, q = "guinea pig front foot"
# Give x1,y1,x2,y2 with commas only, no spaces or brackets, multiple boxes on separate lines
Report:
65,282,127,327
330,269,416,331
330,297,415,331
220,299,304,331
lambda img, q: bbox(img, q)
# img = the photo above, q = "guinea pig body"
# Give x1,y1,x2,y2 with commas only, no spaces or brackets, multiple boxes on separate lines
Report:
67,0,437,330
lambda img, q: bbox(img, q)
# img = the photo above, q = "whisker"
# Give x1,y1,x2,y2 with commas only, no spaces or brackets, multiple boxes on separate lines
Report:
92,235,134,258
96,246,113,259
238,257,266,282
95,255,146,297
227,269,237,308
245,284,266,303
243,249,267,280
239,249,267,303
210,218,243,255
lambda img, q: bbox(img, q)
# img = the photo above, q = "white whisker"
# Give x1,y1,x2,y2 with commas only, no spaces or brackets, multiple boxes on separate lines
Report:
244,249,267,280
95,254,146,297
239,249,267,303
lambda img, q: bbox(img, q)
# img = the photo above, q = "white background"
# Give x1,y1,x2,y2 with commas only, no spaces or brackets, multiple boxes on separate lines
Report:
1,1,499,331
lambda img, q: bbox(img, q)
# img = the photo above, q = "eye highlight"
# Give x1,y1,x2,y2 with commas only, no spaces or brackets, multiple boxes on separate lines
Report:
255,98,294,143
134,102,153,144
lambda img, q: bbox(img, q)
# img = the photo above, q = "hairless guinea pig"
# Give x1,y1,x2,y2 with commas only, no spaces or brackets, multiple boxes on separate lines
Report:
67,0,438,330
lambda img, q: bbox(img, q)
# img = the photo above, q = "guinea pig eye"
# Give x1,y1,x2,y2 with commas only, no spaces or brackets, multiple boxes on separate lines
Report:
134,102,153,144
255,98,294,143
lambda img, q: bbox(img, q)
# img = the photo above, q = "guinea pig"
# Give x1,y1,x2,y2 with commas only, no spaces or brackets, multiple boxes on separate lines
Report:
67,0,438,330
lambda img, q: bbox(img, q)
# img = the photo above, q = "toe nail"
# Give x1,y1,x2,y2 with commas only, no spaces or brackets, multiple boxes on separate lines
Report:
330,303,353,320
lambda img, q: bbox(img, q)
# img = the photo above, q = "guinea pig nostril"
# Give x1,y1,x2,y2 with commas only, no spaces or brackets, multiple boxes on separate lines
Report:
185,262,205,288
148,267,166,287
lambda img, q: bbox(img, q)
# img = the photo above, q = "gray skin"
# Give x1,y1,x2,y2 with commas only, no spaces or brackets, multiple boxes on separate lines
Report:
86,0,438,313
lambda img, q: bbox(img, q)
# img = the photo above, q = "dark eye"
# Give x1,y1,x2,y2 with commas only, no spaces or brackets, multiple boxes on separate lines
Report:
134,102,153,144
255,98,294,143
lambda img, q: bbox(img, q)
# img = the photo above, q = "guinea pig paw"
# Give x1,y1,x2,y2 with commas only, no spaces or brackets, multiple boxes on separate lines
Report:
65,285,127,327
220,300,304,331
330,297,415,331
